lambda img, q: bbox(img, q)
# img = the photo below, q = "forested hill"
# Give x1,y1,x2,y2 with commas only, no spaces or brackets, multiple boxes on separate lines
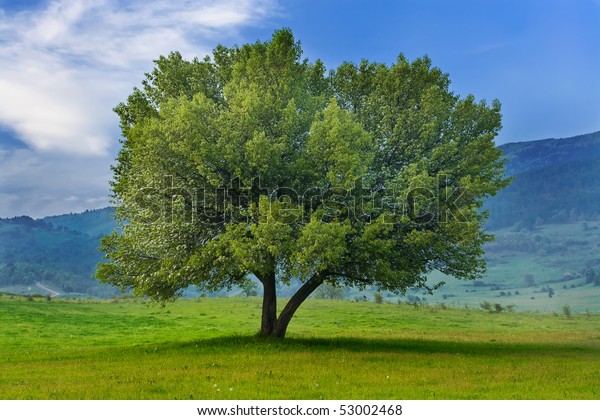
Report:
501,131,600,174
486,131,600,229
0,209,117,297
1,131,599,297
43,207,115,237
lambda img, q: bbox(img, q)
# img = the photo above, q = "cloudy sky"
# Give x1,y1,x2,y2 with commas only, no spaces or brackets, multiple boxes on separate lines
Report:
1,0,599,218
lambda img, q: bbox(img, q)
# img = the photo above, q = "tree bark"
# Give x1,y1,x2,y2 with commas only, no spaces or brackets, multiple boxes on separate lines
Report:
258,270,277,336
272,273,325,338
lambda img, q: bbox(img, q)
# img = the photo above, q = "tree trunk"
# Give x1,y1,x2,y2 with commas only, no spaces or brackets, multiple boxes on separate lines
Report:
258,270,277,336
272,273,325,338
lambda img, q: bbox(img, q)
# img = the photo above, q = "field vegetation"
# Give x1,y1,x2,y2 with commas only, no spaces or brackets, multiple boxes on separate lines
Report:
1,295,599,399
422,221,600,312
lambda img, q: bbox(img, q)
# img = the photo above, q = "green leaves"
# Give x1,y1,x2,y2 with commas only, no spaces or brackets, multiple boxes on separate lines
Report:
99,29,509,315
304,99,373,189
293,216,352,278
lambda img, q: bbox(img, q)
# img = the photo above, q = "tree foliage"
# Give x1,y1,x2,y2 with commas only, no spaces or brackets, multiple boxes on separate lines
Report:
97,29,509,337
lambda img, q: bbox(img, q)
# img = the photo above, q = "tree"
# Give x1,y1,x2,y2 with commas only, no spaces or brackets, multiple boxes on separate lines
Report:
585,267,599,286
314,283,345,300
524,274,536,287
97,29,510,338
240,278,258,297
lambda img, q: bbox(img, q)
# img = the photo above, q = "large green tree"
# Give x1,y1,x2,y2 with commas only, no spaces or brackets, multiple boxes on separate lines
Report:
97,29,510,338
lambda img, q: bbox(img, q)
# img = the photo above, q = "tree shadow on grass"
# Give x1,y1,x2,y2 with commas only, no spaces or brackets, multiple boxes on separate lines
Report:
155,335,595,357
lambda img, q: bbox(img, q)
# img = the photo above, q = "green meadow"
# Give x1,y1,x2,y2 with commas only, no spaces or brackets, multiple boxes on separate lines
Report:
414,222,600,312
1,295,599,399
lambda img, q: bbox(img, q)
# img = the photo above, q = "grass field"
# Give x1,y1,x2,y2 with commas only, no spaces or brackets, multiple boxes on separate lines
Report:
1,295,599,399
417,222,600,312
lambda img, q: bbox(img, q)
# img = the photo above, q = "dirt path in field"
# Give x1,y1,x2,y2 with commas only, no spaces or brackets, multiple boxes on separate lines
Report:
35,282,60,297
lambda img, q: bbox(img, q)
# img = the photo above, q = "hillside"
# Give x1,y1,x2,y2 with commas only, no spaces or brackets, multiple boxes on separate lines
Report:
0,210,118,297
486,131,600,229
500,131,600,175
1,131,599,306
43,207,115,237
422,221,600,312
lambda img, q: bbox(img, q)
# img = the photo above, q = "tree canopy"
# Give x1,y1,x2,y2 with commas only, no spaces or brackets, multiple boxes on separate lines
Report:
97,29,510,338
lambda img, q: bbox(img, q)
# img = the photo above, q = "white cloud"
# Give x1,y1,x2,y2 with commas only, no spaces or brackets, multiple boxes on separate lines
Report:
0,0,278,156
0,0,278,217
0,148,112,218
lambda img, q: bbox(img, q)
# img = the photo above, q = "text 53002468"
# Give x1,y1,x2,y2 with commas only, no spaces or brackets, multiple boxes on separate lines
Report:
338,404,403,416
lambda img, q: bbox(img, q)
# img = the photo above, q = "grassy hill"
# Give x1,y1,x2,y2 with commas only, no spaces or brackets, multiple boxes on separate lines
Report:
420,221,600,312
0,296,598,399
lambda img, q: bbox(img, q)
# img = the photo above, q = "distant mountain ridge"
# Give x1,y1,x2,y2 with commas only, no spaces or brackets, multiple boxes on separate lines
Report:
43,207,115,237
1,130,599,298
0,209,117,297
500,131,600,175
486,131,600,229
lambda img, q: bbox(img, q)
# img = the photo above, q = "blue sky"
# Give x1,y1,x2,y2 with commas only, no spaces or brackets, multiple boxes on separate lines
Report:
0,0,599,217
